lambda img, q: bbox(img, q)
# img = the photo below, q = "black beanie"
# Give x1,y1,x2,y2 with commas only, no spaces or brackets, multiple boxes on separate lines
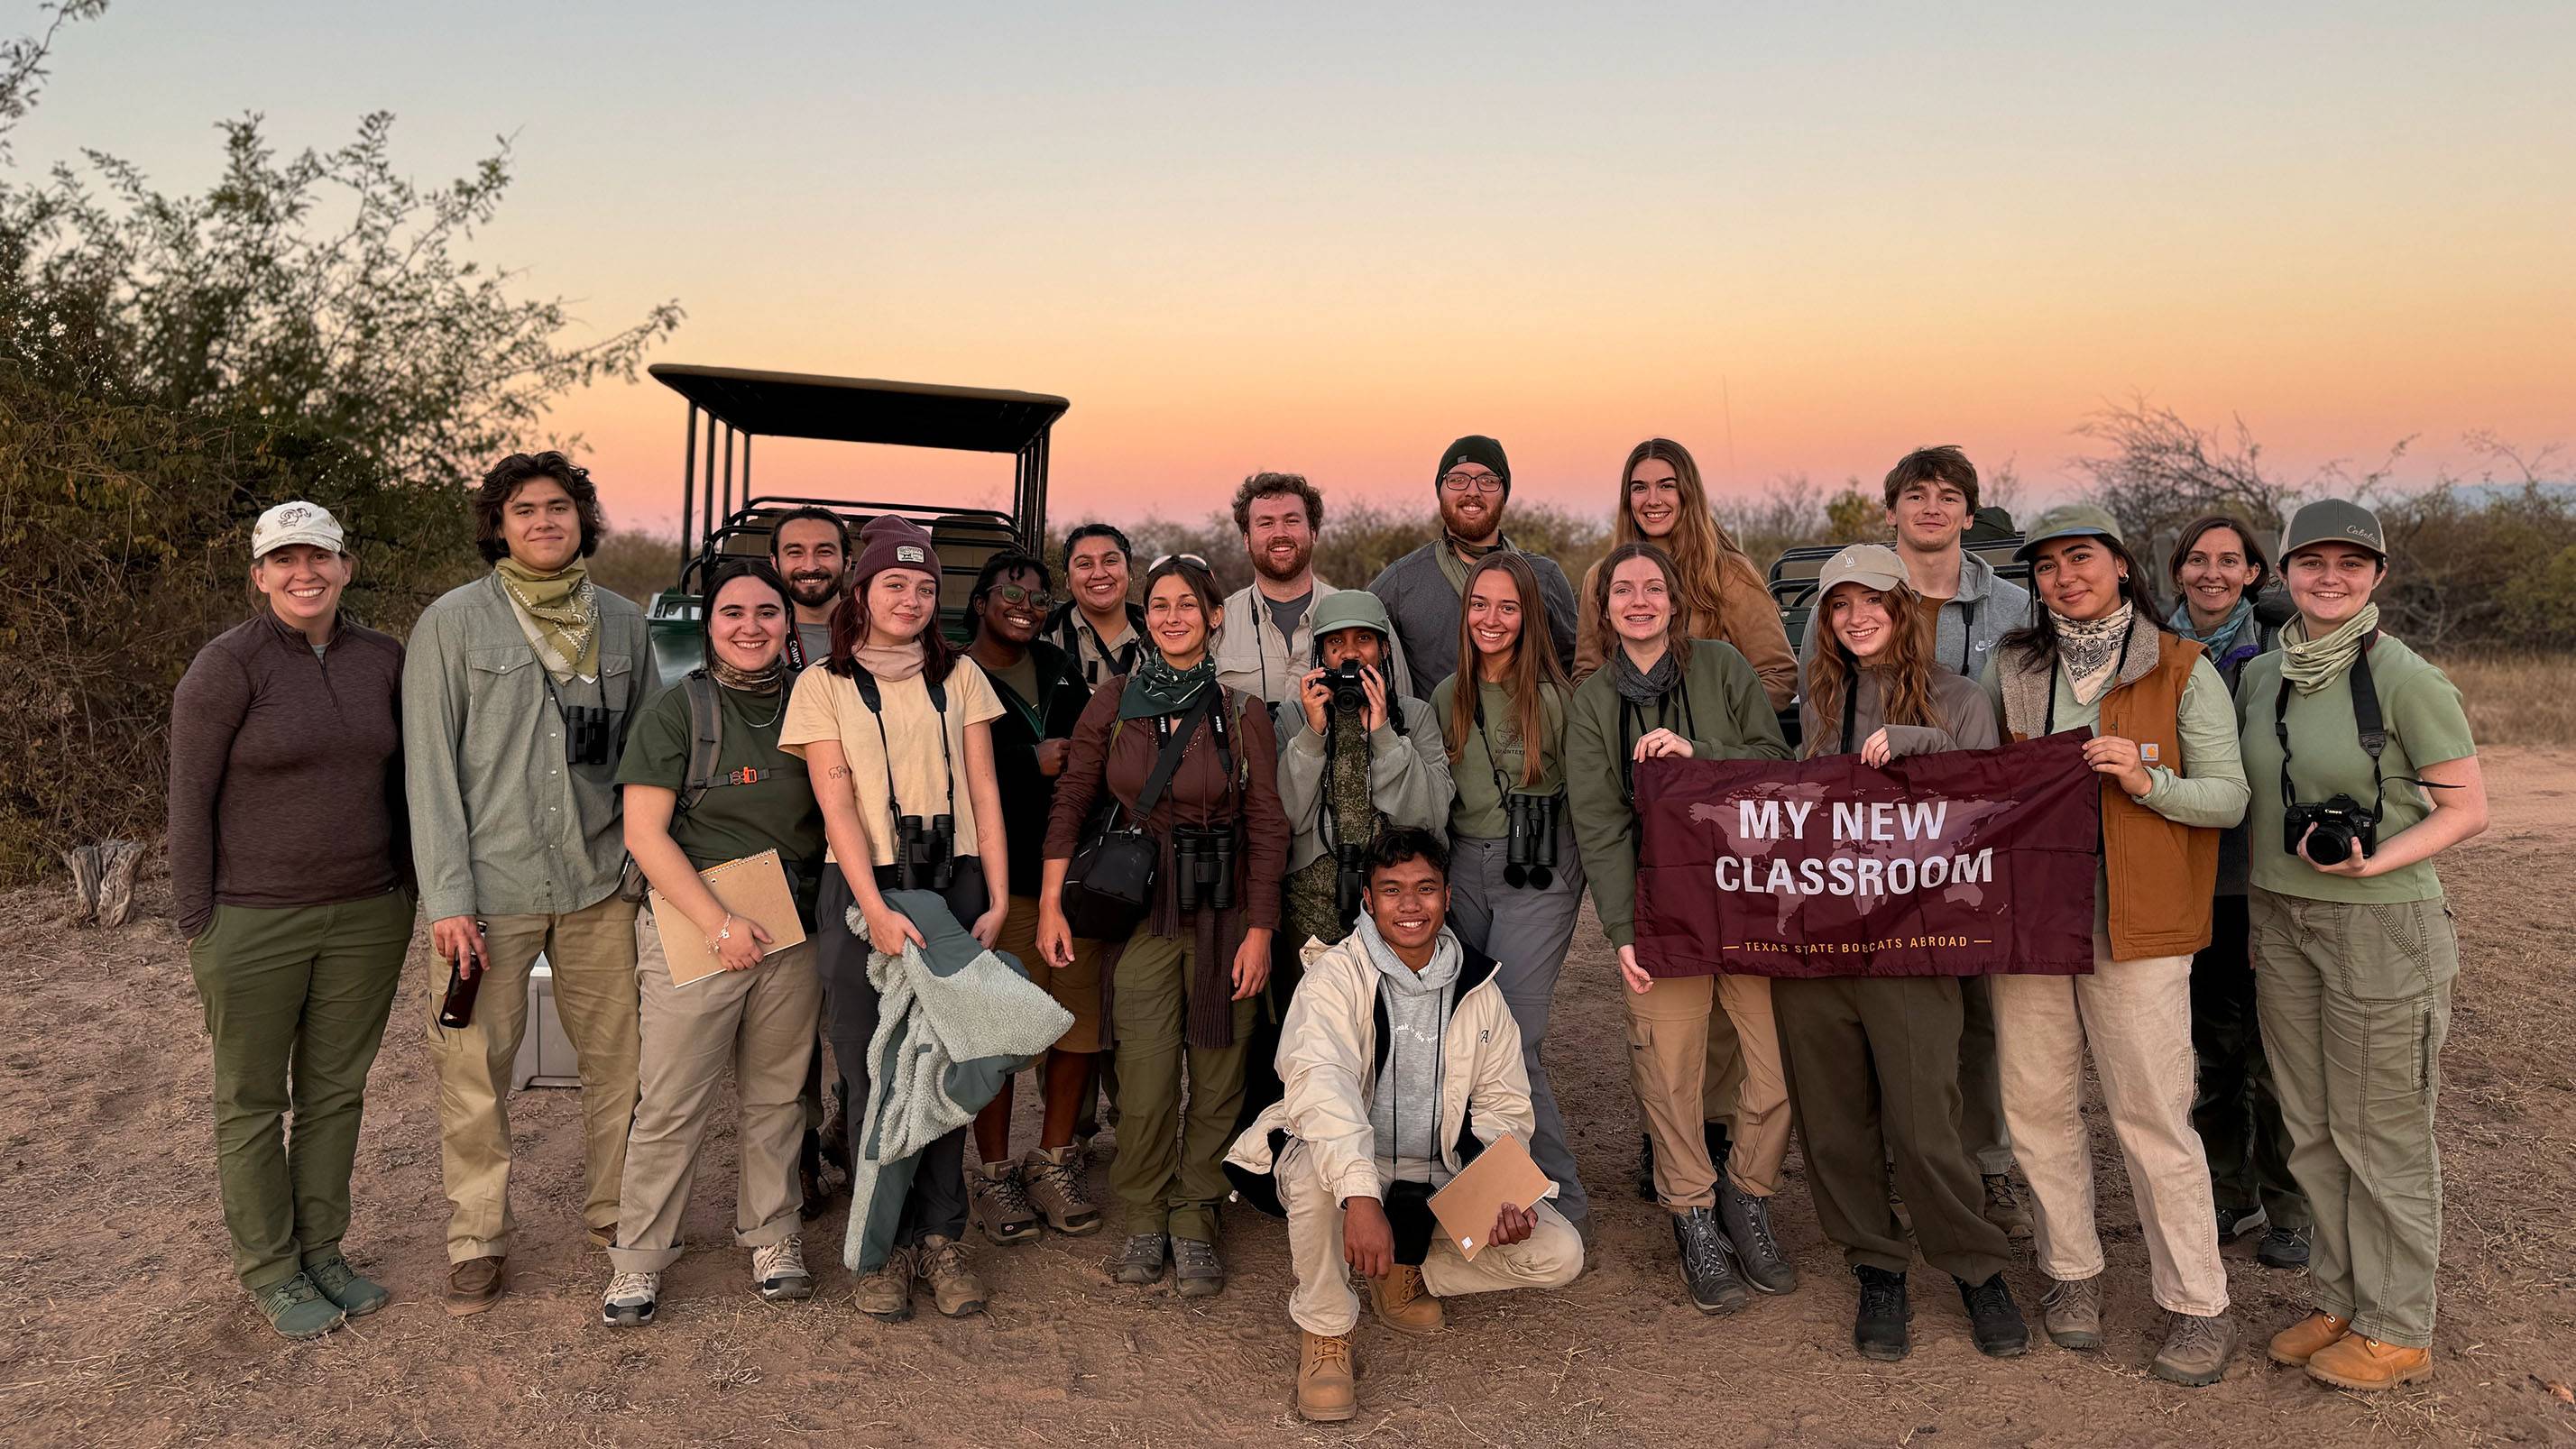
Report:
1435,435,1510,496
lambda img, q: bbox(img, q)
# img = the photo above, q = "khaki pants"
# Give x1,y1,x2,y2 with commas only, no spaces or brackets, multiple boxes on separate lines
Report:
1625,973,1792,1210
189,891,413,1291
2250,889,2453,1348
607,921,820,1273
1991,930,2228,1316
1275,1138,1583,1335
1109,928,1256,1243
428,892,640,1263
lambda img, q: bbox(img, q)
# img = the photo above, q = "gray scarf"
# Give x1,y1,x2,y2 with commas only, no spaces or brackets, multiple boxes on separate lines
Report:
1611,646,1680,705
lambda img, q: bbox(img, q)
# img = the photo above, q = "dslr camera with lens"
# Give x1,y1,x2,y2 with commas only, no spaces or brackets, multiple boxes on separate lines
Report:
1324,659,1370,716
2284,795,2377,867
895,812,956,891
1172,824,1237,913
1504,790,1561,889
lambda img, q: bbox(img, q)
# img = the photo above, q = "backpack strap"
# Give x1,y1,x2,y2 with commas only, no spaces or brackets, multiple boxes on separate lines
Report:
676,672,728,816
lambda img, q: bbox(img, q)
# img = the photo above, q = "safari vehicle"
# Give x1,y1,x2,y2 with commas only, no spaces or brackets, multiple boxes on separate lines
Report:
1763,507,2029,747
640,363,1071,683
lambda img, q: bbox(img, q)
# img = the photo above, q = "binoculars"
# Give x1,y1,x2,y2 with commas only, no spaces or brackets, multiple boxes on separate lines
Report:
1173,824,1237,913
896,812,957,891
562,702,616,766
1332,840,1368,927
1504,791,1562,890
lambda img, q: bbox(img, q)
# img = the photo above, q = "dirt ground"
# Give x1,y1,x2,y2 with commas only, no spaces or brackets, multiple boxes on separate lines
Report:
5,750,2572,1448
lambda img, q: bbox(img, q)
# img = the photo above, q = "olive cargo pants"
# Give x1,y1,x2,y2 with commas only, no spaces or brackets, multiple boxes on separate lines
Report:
2251,888,2454,1349
1109,927,1256,1244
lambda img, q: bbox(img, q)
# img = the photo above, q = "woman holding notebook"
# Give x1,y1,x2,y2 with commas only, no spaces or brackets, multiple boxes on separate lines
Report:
600,560,829,1327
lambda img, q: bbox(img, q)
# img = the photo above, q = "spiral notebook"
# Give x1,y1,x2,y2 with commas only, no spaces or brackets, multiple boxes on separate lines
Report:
649,848,806,988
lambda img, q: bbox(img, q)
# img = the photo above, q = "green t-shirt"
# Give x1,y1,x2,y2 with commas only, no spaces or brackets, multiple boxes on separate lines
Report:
1432,676,1567,839
616,679,828,921
2236,635,2474,903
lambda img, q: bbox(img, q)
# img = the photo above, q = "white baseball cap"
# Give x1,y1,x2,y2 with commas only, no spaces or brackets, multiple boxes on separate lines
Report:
251,500,345,559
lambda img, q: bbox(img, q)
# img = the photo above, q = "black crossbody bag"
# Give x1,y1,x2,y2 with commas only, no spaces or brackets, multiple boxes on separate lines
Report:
1062,690,1218,939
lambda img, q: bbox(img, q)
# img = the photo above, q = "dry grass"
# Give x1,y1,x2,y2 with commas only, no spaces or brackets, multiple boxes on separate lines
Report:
2428,653,2576,748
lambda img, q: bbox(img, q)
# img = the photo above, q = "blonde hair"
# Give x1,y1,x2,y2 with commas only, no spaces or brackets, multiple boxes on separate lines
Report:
1611,438,1758,641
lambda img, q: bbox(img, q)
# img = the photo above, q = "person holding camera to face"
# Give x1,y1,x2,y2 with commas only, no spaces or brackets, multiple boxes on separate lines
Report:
1430,551,1591,1240
782,515,1011,1322
1039,555,1290,1299
1979,505,2248,1387
406,453,654,1317
2235,501,2487,1393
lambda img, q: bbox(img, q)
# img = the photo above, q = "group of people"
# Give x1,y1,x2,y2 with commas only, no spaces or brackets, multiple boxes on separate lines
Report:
169,435,2484,1419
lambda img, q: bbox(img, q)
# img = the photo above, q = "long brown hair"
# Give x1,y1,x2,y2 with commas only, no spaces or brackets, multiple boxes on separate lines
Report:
827,564,960,685
1590,541,1693,671
1445,551,1570,785
1609,438,1757,641
1802,580,1939,758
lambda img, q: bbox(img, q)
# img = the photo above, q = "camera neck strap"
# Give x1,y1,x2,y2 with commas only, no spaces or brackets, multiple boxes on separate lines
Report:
1617,683,1697,804
1130,688,1222,830
1472,676,1551,803
849,664,953,830
2275,630,2391,818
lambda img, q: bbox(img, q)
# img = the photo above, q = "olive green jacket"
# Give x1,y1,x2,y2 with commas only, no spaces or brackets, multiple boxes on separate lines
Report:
1565,641,1790,947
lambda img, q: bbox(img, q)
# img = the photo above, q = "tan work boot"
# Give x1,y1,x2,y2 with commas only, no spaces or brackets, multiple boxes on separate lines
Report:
916,1234,988,1317
1296,1330,1358,1422
1023,1145,1103,1236
853,1246,916,1322
2151,1310,2239,1387
2039,1274,2102,1350
2305,1334,2433,1391
1366,1263,1446,1335
2267,1311,2352,1367
969,1160,1042,1245
444,1256,506,1318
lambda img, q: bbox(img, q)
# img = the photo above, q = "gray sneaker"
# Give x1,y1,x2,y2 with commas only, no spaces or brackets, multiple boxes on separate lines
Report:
1112,1232,1169,1286
1716,1179,1798,1295
2152,1310,2239,1387
2040,1274,2103,1350
253,1273,346,1341
304,1255,389,1317
1172,1234,1226,1298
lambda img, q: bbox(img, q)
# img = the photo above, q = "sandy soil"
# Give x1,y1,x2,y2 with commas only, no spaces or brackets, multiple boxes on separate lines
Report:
5,749,2572,1447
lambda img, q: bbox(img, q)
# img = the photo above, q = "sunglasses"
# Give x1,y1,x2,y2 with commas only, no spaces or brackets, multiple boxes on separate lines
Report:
1149,553,1210,571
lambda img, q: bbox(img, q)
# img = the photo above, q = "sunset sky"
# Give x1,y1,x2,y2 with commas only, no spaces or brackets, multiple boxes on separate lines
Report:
23,2,2572,534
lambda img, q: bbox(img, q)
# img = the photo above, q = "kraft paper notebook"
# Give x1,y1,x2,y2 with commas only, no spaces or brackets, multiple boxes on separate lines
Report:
1428,1133,1551,1262
649,848,806,988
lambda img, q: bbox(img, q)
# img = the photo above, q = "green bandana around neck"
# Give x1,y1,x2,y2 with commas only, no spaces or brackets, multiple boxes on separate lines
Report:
495,555,600,677
2279,603,2379,694
1120,650,1217,719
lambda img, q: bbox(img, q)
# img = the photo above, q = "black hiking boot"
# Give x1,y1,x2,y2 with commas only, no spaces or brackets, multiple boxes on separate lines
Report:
1672,1206,1750,1315
1716,1179,1798,1295
1853,1265,1911,1361
1957,1272,2030,1358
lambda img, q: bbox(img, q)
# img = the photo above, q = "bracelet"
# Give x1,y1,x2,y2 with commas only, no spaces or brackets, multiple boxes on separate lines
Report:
709,913,735,951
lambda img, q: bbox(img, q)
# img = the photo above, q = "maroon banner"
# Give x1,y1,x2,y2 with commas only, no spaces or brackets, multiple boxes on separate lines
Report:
1633,731,2101,979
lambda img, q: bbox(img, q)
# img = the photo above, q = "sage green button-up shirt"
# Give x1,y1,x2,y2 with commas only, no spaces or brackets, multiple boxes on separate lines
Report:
402,573,655,923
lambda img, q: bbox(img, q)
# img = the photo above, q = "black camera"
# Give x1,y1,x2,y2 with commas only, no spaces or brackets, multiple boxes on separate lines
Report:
563,703,615,766
1325,659,1370,716
896,812,956,891
1173,824,1237,913
1332,840,1368,926
2285,796,2377,867
1504,791,1561,889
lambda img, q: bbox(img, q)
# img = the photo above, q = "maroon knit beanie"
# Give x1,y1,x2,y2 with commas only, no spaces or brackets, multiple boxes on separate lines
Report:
850,515,938,590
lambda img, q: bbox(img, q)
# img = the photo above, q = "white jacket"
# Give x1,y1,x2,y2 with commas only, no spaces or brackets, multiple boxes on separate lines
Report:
1225,929,1547,1207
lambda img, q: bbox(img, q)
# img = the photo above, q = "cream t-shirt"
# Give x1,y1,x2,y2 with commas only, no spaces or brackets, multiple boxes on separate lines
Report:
780,659,1005,867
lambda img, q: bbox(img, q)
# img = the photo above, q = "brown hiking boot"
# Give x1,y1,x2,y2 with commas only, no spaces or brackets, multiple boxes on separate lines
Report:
2268,1311,2353,1367
969,1160,1042,1245
1983,1174,2035,1241
1366,1263,1445,1335
853,1247,916,1322
2039,1274,2102,1350
2305,1334,2433,1391
2152,1310,2239,1387
444,1256,506,1318
917,1234,987,1317
1296,1330,1358,1422
1023,1146,1103,1236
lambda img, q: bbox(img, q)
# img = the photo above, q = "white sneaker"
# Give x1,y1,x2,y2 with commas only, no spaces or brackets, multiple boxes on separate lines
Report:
753,1235,814,1302
601,1270,659,1327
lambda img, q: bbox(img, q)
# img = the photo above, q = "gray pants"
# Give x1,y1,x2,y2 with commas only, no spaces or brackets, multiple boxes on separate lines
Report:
2250,888,2454,1348
1445,834,1589,1224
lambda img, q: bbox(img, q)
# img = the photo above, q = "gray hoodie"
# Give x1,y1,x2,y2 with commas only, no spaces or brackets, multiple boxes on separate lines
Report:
1356,914,1462,1186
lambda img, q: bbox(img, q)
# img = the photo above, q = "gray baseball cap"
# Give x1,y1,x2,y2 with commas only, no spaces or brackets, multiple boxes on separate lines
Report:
2013,503,2125,562
1815,544,1906,599
2280,499,2386,560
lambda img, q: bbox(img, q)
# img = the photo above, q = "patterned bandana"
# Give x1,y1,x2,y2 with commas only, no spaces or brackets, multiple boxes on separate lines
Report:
494,556,599,679
2056,601,2135,706
1120,649,1217,719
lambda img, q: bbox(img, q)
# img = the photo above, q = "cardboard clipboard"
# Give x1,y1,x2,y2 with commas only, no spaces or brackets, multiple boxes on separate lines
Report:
1428,1133,1551,1261
649,848,807,988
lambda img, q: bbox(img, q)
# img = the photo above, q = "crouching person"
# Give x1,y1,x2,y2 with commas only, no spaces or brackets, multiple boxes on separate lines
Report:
1227,828,1583,1424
